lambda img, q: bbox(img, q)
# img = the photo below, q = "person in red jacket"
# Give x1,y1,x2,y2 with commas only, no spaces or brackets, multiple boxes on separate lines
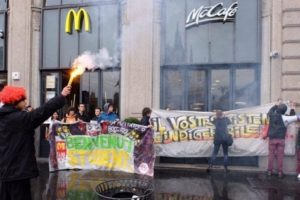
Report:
0,85,71,200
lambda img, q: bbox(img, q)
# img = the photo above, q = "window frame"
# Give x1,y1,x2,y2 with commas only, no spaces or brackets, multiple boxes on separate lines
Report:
160,64,260,111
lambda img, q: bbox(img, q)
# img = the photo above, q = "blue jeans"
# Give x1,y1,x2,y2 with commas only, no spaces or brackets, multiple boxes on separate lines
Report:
209,143,229,167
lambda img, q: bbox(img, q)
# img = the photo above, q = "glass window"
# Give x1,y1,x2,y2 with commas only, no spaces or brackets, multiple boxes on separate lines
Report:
0,0,6,10
82,0,101,3
0,73,6,90
161,66,259,111
42,3,120,69
80,71,100,117
187,70,206,111
60,9,79,68
186,0,209,64
162,69,184,110
163,0,186,65
0,13,5,70
102,70,120,114
162,0,261,65
234,68,258,109
79,6,99,53
161,65,260,111
211,69,230,111
99,4,119,60
42,10,59,69
210,23,234,63
45,0,61,6
0,0,6,71
235,0,260,62
62,0,81,4
65,70,121,116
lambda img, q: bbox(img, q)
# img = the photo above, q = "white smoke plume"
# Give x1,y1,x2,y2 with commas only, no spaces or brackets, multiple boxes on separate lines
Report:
72,48,118,70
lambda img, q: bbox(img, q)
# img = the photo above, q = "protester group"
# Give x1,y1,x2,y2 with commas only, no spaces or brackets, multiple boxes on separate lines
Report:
44,97,300,180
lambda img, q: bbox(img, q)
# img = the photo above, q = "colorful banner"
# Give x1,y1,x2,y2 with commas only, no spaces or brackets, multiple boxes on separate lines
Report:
48,121,155,176
152,104,298,157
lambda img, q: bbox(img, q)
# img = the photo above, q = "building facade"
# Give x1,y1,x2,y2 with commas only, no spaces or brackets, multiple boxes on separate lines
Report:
3,0,300,172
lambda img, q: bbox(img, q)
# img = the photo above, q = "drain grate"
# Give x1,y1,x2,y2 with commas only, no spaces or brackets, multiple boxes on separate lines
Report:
95,179,154,199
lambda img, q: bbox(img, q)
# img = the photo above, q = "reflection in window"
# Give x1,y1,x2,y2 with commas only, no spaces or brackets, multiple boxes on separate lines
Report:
211,70,230,111
102,70,120,114
235,69,257,109
42,10,59,68
100,4,119,56
0,14,4,69
161,66,259,111
0,0,6,10
0,73,6,90
162,69,183,110
187,70,206,111
81,72,100,116
79,6,99,53
62,0,81,4
42,4,120,69
45,0,61,6
60,8,79,68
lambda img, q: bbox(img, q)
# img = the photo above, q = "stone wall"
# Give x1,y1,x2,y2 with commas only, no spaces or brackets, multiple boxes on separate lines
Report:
282,0,300,103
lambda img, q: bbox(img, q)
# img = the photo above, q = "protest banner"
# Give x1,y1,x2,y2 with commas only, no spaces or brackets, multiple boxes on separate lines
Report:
152,104,298,157
48,121,155,176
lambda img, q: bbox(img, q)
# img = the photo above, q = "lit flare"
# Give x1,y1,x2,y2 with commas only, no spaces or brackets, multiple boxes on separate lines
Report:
68,64,85,86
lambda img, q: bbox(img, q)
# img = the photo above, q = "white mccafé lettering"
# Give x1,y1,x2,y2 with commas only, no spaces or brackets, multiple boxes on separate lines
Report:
186,2,238,28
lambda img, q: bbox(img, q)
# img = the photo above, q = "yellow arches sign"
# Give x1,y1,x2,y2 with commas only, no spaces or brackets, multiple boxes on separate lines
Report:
65,8,90,34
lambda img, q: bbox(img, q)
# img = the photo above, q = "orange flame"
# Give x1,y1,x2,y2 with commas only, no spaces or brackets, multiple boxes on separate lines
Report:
68,64,85,86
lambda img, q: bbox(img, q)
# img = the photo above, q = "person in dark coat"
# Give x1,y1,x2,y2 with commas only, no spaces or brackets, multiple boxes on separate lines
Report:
140,107,152,126
77,103,90,122
0,85,71,200
207,110,231,173
266,100,300,178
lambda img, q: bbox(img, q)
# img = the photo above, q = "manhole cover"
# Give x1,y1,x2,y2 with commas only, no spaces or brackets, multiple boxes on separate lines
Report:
95,179,154,199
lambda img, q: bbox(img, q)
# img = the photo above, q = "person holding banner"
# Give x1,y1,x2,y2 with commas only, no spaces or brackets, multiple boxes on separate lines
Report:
207,110,231,173
297,127,300,180
0,85,71,200
99,102,119,122
98,103,119,133
267,100,300,178
289,101,300,180
62,107,78,123
140,107,152,127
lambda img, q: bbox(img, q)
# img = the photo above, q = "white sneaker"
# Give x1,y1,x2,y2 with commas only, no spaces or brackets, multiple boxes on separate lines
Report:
297,174,300,180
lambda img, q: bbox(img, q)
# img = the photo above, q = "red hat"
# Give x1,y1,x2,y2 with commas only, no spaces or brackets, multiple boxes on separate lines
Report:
0,86,26,105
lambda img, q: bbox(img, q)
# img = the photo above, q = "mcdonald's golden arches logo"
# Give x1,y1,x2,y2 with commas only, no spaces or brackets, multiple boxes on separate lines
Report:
65,8,91,34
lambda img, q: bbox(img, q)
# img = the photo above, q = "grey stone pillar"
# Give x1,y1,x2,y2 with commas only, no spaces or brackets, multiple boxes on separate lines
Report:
7,0,43,157
120,0,156,119
7,0,42,108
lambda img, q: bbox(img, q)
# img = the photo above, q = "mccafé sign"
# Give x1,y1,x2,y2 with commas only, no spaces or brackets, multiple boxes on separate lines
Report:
185,2,238,28
65,8,91,34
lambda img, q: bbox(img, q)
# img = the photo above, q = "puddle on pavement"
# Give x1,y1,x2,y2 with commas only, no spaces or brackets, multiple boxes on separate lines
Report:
31,163,300,200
